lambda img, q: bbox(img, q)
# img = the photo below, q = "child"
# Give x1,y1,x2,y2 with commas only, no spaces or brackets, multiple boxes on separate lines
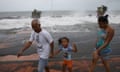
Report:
54,37,77,72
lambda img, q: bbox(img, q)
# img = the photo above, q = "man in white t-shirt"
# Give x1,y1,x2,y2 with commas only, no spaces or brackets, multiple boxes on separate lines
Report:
17,19,54,72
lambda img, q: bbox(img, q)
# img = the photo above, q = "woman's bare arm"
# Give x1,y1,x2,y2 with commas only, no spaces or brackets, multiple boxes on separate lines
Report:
97,29,114,52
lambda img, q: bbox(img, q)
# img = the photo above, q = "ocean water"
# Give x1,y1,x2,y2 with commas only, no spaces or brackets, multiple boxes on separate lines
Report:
0,11,120,57
0,11,120,31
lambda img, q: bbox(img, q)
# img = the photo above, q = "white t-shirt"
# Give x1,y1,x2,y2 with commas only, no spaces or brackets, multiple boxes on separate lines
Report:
29,29,53,59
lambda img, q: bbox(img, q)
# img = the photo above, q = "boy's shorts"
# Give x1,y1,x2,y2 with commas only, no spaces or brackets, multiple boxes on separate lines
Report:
63,60,72,68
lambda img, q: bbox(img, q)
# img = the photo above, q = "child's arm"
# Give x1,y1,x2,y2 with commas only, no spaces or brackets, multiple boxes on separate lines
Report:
72,43,77,52
54,49,61,56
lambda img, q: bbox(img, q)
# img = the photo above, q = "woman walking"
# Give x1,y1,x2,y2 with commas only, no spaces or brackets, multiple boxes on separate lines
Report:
89,15,115,72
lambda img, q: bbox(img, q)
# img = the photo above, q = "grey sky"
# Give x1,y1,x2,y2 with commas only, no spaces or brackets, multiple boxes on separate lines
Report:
0,0,119,12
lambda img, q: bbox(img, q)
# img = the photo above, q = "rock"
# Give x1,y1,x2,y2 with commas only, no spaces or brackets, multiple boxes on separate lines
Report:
32,9,41,18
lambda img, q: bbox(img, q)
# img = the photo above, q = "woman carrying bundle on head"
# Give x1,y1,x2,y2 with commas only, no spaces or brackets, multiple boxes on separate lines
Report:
97,5,108,17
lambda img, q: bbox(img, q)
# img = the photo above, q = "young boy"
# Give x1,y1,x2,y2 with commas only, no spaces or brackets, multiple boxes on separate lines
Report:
54,37,77,72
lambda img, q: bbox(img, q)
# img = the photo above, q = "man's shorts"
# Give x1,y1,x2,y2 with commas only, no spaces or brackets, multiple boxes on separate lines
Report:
38,58,48,72
63,60,72,68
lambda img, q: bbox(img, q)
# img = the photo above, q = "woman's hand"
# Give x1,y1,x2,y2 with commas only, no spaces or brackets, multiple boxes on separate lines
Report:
93,50,99,59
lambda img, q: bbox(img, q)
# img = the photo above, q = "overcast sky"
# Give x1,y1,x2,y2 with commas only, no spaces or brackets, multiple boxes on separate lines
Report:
0,0,119,12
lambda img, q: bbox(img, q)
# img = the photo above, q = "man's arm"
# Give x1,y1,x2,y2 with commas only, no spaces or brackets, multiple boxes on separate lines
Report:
17,41,32,58
49,41,54,58
54,49,61,56
44,31,54,58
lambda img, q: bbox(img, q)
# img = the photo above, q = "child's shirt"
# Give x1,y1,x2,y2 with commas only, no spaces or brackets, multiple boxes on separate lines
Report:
59,44,73,60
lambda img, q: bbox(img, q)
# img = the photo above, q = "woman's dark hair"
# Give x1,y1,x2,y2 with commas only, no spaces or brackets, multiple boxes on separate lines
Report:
98,15,109,24
58,37,69,45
